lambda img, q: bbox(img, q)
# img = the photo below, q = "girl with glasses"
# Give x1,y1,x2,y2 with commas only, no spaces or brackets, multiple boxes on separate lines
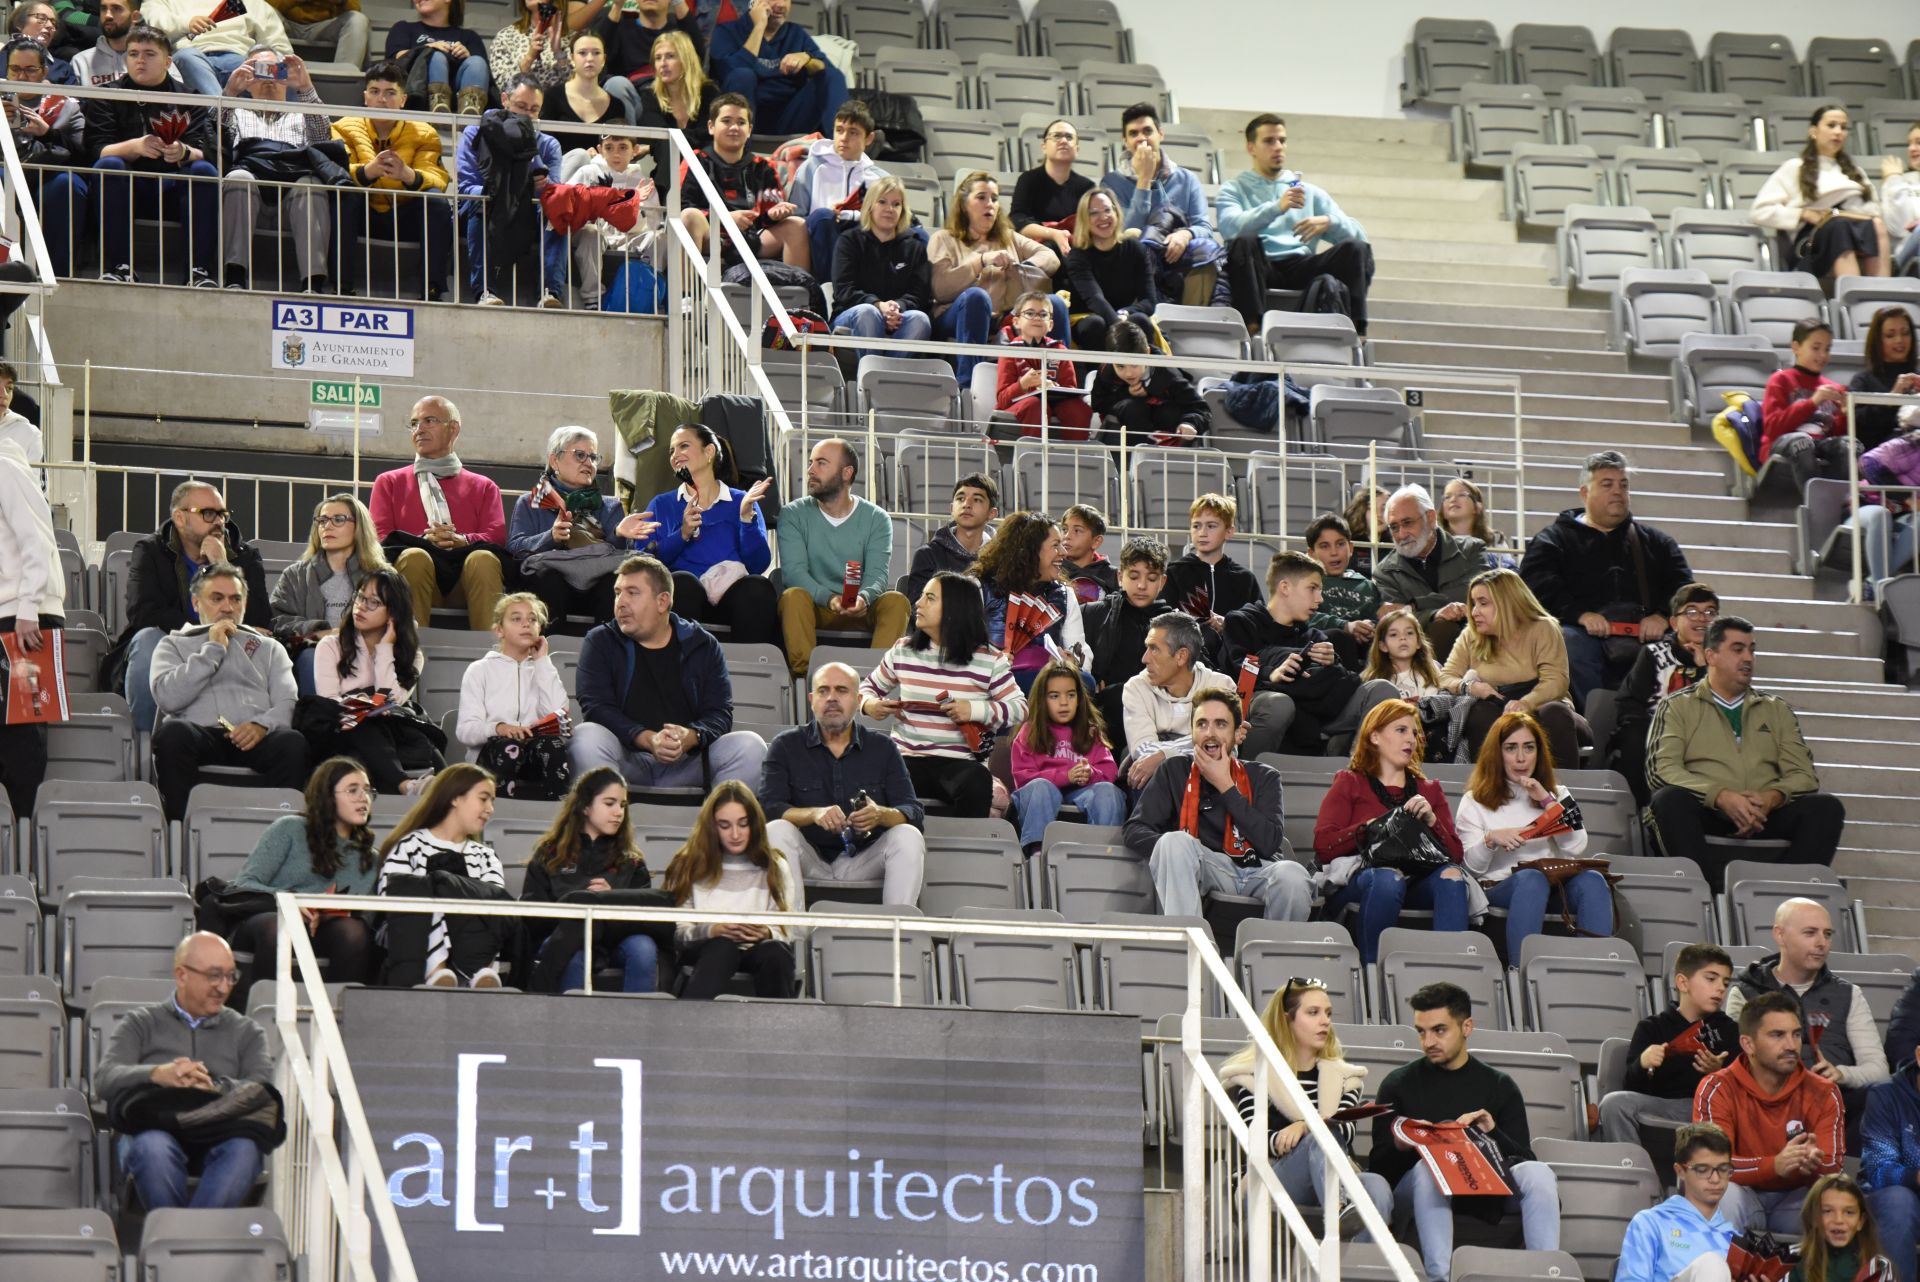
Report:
311,566,445,795
273,494,390,695
1610,583,1717,806
507,424,658,634
994,289,1093,440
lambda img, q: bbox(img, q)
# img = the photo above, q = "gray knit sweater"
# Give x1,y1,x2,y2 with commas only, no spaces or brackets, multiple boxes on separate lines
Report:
95,1000,274,1109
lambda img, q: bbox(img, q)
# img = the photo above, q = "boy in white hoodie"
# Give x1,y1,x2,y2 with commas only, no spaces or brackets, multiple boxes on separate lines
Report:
0,363,42,466
554,133,658,310
786,99,889,287
457,592,573,797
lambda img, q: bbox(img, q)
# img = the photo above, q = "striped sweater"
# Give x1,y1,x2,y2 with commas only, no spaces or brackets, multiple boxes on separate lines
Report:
860,641,1026,759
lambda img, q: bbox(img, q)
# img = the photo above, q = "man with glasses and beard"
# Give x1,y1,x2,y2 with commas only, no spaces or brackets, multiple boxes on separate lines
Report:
1371,482,1487,663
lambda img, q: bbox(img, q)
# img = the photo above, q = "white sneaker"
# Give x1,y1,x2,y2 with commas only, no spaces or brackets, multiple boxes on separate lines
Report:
470,966,503,989
477,291,505,306
425,966,458,987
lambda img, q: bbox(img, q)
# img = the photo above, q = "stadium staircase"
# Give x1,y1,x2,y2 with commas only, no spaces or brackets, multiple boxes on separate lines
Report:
1185,106,1920,951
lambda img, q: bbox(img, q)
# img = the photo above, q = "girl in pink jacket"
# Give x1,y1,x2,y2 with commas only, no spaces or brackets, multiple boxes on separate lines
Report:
1009,657,1125,855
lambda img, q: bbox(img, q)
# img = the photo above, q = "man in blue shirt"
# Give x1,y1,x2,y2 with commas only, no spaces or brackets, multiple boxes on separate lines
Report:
1101,102,1223,306
1617,1122,1739,1282
709,0,847,139
1216,114,1373,335
1862,1045,1920,1282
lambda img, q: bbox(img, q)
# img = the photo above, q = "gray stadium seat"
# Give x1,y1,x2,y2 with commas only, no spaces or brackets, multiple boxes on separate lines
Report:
1663,91,1755,162
1805,37,1903,102
184,785,303,888
1560,203,1659,289
1723,861,1859,951
1822,338,1868,389
1451,1245,1586,1282
916,106,1007,176
917,833,1024,917
857,354,966,431
1717,148,1799,209
1013,440,1120,515
1378,927,1509,1030
874,45,965,105
1309,386,1421,461
1604,853,1715,979
1076,60,1168,122
138,1207,293,1282
1508,24,1603,99
0,1209,121,1282
1612,146,1711,221
837,0,924,77
1343,1241,1429,1282
1156,303,1250,364
1861,98,1920,159
718,642,796,727
1534,1137,1663,1281
0,878,36,977
761,348,848,424
1561,86,1653,160
1517,935,1651,1070
98,546,132,638
1129,447,1235,533
1607,28,1703,102
1727,268,1827,353
1155,125,1221,186
895,434,997,522
935,0,1024,70
30,779,167,906
1615,268,1717,359
1043,841,1155,919
1261,310,1362,387
1096,912,1206,1030
973,53,1067,128
1510,144,1607,231
884,160,946,228
55,877,196,1009
1759,95,1842,154
83,976,177,1094
0,1088,92,1209
1470,1029,1586,1141
1675,331,1778,427
44,693,135,783
1829,952,1917,1024
0,791,12,876
1245,454,1350,540
59,628,108,696
0,988,61,1089
1831,276,1920,339
1402,18,1503,109
1706,32,1804,103
413,626,495,726
1457,82,1552,169
1028,0,1126,68
1235,918,1366,1023
808,903,936,1005
950,906,1078,1010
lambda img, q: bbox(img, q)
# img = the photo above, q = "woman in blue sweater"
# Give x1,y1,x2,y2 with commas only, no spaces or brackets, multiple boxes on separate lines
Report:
642,423,778,646
508,426,657,635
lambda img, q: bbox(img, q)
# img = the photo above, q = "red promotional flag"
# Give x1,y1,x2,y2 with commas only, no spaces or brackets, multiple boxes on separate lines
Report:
1667,1019,1709,1058
2,630,68,725
1808,1010,1830,1050
1182,586,1211,620
1003,592,1061,657
206,0,246,23
1236,655,1261,701
528,711,573,739
1727,1232,1800,1282
149,107,194,145
1389,1119,1513,1197
1516,801,1572,842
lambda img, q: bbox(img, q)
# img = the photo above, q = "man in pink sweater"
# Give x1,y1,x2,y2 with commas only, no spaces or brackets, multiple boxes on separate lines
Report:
369,395,506,630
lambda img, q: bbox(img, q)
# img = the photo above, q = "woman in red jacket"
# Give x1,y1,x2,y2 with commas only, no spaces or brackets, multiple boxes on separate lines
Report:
1313,698,1468,965
995,290,1093,440
1761,318,1856,487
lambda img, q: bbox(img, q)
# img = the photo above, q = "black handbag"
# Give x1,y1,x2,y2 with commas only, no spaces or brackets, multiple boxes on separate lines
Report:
1358,806,1451,876
193,876,278,936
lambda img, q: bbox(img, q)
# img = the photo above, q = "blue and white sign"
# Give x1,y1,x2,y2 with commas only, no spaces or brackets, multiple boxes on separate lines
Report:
271,301,415,377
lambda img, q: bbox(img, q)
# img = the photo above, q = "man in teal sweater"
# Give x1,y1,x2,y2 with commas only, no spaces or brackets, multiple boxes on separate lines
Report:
776,437,911,675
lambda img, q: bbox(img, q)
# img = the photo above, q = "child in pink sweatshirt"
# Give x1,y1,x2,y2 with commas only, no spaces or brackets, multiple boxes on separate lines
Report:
1009,657,1124,855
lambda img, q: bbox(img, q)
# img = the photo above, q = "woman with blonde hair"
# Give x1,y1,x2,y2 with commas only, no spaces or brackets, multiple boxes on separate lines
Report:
635,29,709,180
376,764,510,987
1439,568,1579,766
273,493,389,693
831,176,933,360
1064,185,1160,352
660,781,801,999
928,170,1067,378
1220,977,1393,1232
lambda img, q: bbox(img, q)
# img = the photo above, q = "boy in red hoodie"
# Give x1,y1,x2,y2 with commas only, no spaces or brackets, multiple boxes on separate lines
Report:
996,289,1092,439
1694,989,1844,1234
1760,319,1856,486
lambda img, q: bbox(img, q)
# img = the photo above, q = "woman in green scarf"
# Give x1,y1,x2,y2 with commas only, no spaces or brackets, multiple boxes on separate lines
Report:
507,425,657,634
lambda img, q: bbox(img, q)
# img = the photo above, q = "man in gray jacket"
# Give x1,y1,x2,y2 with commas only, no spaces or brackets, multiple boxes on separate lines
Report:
149,563,307,818
1371,483,1488,662
95,932,275,1209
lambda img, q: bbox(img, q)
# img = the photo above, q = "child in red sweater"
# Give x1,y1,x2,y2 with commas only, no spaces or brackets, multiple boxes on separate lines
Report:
1761,319,1857,484
996,290,1093,440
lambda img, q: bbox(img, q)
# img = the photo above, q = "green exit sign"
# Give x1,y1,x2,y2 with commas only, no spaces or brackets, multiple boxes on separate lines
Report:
310,381,381,408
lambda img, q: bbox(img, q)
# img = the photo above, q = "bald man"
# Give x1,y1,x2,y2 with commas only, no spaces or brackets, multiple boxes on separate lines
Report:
94,932,275,1210
759,660,926,907
368,396,507,630
1726,897,1888,1142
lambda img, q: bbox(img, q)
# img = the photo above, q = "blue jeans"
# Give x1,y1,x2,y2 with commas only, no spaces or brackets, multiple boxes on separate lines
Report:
34,170,87,277
1558,623,1618,709
1272,1140,1392,1242
1481,868,1614,959
1011,776,1127,847
169,48,246,97
559,933,660,993
937,287,1069,379
1395,1160,1559,1282
420,49,492,92
119,1130,262,1210
719,62,848,137
1849,503,1918,585
1895,224,1920,273
126,625,166,733
462,205,562,300
95,156,219,277
1324,865,1471,965
834,302,933,361
1870,1184,1919,1282
294,646,317,697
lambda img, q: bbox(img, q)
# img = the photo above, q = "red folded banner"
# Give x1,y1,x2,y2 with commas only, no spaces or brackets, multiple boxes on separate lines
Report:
1237,655,1261,701
1515,800,1574,842
2,630,68,725
1004,592,1061,657
1182,587,1211,620
1328,1102,1393,1123
841,560,862,611
1390,1119,1513,1197
338,692,390,730
1607,620,1643,638
1668,1018,1710,1058
1808,1010,1830,1050
1727,1233,1799,1282
207,0,246,23
528,710,572,739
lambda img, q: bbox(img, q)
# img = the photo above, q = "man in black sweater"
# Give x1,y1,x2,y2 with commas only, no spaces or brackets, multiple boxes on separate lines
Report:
1598,942,1737,1148
1372,982,1562,1282
1083,536,1172,757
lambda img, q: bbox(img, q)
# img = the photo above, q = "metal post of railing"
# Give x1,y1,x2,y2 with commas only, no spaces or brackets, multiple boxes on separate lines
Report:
1847,391,1863,604
1248,1060,1273,1280
351,375,363,494
1512,384,1526,559
1182,941,1205,1282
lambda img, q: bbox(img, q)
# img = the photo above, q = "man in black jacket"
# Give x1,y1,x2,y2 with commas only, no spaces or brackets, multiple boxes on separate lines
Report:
1163,492,1262,665
1519,450,1693,707
85,25,217,285
903,472,996,621
113,480,272,733
1084,535,1171,756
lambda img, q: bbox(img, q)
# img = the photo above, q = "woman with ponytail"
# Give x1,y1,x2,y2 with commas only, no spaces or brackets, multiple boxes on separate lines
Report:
1753,104,1890,283
639,422,779,645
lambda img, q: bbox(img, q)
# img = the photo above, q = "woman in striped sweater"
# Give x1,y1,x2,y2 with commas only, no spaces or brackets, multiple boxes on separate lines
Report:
861,572,1026,819
1220,977,1393,1232
375,764,507,988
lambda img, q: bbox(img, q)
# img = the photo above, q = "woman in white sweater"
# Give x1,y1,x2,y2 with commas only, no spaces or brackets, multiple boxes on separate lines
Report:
313,567,444,795
376,763,507,987
1752,104,1889,283
660,780,802,1000
1454,709,1613,959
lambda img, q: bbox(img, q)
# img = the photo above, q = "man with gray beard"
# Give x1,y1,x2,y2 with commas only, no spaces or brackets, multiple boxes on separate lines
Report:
1370,482,1488,661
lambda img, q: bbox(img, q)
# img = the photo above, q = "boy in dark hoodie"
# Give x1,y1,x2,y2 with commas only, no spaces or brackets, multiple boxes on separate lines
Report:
1164,491,1263,665
1088,317,1210,447
1304,512,1381,670
1061,503,1117,604
1599,941,1738,1147
1083,536,1172,757
904,472,997,620
1221,549,1360,757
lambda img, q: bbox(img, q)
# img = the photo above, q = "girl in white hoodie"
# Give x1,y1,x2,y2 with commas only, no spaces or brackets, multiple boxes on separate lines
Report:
456,592,571,797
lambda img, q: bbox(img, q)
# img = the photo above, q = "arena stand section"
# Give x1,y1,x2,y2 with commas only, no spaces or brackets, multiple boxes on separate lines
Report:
9,12,1920,1282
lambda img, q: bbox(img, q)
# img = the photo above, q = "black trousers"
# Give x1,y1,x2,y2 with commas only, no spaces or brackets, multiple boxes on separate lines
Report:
1226,232,1372,334
0,613,58,816
905,754,994,819
670,571,781,647
152,720,310,820
332,718,444,793
678,938,795,999
1647,787,1846,891
229,911,379,1008
525,568,616,636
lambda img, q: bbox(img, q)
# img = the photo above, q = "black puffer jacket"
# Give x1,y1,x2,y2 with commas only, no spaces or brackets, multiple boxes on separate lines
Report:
1518,509,1693,626
118,518,272,645
82,73,214,165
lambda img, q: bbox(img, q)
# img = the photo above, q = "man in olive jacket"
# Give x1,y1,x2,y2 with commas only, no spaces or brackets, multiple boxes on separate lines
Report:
1647,615,1844,890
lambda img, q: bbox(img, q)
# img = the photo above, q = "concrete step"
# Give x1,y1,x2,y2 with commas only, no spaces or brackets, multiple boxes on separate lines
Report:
1769,624,1883,661
1763,682,1920,716
1428,424,1723,464
1372,238,1556,269
1183,107,1453,154
1687,568,1825,601
1827,792,1920,825
1415,367,1673,400
1372,298,1610,333
1371,276,1564,303
1364,216,1520,246
1837,850,1920,880
1769,653,1890,685
1800,711,1920,742
1721,595,1885,637
1277,173,1508,205
1503,491,1749,524
1275,152,1473,181
1425,392,1673,423
1375,339,1632,376
1336,189,1508,225
1374,319,1615,352
1684,546,1798,576
1807,736,1920,768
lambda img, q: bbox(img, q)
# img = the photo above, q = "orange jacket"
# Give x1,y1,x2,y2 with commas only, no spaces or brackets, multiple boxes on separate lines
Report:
1693,1055,1844,1191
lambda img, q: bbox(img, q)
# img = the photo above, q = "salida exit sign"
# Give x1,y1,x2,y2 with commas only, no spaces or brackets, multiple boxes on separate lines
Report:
310,381,382,408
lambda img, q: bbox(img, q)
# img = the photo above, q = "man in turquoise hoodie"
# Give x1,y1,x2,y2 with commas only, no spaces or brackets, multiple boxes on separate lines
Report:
775,437,911,675
1617,1122,1740,1282
1216,113,1373,334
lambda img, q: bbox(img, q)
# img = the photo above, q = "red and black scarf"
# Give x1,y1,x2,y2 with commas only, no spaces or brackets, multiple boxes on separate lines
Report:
1180,756,1254,861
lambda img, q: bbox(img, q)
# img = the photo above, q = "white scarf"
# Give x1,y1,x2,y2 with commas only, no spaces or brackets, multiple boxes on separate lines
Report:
413,453,462,528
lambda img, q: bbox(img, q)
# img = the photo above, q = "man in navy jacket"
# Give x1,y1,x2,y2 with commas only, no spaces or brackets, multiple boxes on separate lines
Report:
1862,1052,1920,1282
708,0,846,138
570,554,766,789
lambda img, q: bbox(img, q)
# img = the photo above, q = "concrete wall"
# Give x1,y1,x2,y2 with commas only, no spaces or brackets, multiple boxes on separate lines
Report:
46,282,668,469
1101,0,1917,122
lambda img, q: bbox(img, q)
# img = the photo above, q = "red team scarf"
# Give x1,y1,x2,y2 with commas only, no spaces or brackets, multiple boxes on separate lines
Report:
1180,756,1254,861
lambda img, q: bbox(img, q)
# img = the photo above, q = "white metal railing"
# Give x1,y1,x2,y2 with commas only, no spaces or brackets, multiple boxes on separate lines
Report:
271,890,1419,1282
1840,389,1920,604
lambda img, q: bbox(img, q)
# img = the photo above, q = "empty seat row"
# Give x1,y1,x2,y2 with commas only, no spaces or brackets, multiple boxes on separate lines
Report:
915,108,1209,191
874,52,1174,131
834,0,1134,73
1627,270,1920,371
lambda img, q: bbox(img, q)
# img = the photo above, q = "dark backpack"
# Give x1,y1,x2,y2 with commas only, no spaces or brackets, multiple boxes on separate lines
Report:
721,259,827,317
858,90,928,164
1301,272,1352,318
